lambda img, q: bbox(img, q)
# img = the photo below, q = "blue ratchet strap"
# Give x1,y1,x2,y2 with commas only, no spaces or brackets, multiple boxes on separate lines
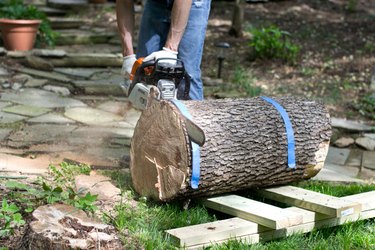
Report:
171,99,200,189
261,96,296,169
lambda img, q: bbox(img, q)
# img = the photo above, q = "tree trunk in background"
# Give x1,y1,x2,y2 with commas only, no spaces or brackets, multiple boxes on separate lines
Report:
130,97,332,202
229,0,244,37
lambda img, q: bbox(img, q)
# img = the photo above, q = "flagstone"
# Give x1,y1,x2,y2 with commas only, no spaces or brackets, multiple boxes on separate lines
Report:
123,108,141,126
324,147,351,165
75,171,121,201
24,78,49,88
109,121,136,129
355,137,375,151
7,51,27,58
27,143,80,154
0,67,9,76
28,113,75,124
0,129,12,141
32,49,66,57
0,153,57,175
7,124,77,148
85,146,129,162
331,117,374,132
313,168,364,183
364,133,375,140
334,137,355,148
0,101,12,110
362,151,375,170
97,101,127,115
0,112,27,123
43,85,71,96
1,88,86,108
109,138,132,147
64,107,124,125
54,68,99,79
16,67,72,83
68,126,133,146
0,48,6,56
2,105,51,117
346,149,363,167
323,162,359,178
73,79,124,96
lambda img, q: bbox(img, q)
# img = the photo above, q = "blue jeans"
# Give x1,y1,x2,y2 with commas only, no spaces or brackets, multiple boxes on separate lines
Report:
136,0,211,100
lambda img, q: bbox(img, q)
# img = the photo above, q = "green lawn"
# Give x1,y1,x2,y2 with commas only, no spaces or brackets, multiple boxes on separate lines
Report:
103,171,375,250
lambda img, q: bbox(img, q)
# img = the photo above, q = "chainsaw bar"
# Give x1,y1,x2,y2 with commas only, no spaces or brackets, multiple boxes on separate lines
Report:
184,116,206,147
161,99,205,147
147,89,205,147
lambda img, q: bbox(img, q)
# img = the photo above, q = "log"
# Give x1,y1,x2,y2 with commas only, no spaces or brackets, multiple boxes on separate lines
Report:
130,97,332,201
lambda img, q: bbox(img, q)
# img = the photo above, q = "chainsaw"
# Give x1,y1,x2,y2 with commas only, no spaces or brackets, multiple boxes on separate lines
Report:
121,58,205,146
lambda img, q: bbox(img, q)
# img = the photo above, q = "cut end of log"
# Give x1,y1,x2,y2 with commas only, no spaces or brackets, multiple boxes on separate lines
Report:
130,99,190,201
303,140,331,178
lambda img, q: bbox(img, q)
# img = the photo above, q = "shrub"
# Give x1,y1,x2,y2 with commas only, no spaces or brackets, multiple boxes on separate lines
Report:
249,25,300,64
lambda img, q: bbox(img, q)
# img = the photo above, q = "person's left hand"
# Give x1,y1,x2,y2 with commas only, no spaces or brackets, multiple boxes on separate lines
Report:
143,47,178,64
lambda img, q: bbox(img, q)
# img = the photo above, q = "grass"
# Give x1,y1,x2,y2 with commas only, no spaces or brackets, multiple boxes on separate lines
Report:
209,219,375,250
294,180,375,197
2,165,375,249
101,170,216,249
100,169,375,250
103,192,215,249
206,181,375,250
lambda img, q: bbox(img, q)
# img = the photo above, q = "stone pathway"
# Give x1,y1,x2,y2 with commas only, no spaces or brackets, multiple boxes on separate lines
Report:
1,56,374,182
0,1,374,184
0,60,139,176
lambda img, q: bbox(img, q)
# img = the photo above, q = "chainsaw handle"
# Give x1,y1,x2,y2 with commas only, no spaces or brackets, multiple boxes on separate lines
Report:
182,72,191,100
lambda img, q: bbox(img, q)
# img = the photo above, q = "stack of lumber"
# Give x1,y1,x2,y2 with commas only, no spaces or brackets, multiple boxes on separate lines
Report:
166,186,375,249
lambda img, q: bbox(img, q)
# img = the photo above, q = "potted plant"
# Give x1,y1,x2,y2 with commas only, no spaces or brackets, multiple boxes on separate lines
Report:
0,0,57,51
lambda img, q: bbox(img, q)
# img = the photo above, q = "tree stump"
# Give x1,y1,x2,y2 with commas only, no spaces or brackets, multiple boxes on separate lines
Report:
130,97,332,201
24,204,123,249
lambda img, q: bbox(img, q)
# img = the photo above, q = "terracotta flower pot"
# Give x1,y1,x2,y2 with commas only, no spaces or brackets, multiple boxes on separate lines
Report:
0,19,41,51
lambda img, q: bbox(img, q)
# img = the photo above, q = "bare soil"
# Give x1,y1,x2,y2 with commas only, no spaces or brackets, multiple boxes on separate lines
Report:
202,0,375,123
69,0,375,123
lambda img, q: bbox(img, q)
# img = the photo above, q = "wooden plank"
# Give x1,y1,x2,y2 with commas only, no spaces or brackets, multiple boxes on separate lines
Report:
167,192,375,248
202,195,303,229
257,186,362,217
284,207,332,223
260,209,375,242
344,191,375,211
166,217,258,247
187,234,259,250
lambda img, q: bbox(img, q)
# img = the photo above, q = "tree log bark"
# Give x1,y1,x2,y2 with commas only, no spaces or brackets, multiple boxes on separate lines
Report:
130,97,332,201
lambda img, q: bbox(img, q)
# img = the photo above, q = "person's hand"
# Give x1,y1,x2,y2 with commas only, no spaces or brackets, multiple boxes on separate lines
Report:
121,54,137,79
143,47,178,65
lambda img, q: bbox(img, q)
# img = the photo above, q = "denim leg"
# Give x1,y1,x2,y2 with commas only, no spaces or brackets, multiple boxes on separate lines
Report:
179,0,211,100
137,0,211,100
137,1,170,58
